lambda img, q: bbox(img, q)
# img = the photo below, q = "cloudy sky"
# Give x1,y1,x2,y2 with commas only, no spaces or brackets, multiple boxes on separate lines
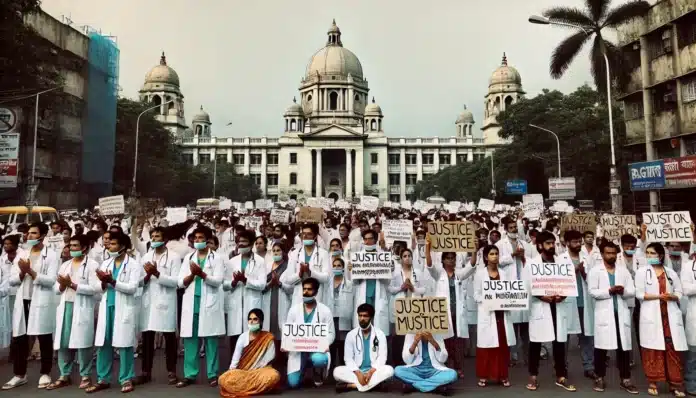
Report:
42,0,597,138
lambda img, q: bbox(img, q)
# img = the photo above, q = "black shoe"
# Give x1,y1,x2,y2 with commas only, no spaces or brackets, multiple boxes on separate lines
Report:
584,370,598,380
335,383,351,394
401,383,416,395
436,386,453,396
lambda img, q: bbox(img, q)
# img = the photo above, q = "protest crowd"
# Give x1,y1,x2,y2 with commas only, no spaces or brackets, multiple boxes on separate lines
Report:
1,195,696,397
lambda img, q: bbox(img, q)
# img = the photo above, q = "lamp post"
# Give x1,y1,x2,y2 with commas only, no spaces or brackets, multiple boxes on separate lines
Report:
529,124,562,178
490,151,496,199
132,100,175,195
529,15,621,213
30,87,63,184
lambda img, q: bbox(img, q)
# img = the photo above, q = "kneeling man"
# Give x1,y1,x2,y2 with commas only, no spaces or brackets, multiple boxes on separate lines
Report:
334,304,393,392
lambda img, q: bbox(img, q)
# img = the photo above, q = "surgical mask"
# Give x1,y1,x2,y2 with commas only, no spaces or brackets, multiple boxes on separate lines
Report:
151,241,164,249
647,257,661,266
27,239,40,247
248,323,260,332
107,249,122,258
238,247,251,254
302,296,315,304
333,269,344,276
272,255,283,262
670,250,681,256
70,250,83,258
364,244,377,251
303,239,314,246
359,321,371,330
507,233,518,239
416,239,425,245
193,242,207,250
332,250,342,257
624,249,635,256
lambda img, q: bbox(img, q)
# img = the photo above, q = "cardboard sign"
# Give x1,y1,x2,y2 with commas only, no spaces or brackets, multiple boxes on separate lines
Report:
643,211,693,242
600,215,639,241
280,323,330,353
394,297,449,335
349,251,392,279
165,207,187,224
99,195,125,216
426,221,476,252
296,207,323,224
361,196,379,212
382,219,413,247
482,279,529,311
478,198,494,212
530,262,578,297
270,209,291,224
560,213,597,236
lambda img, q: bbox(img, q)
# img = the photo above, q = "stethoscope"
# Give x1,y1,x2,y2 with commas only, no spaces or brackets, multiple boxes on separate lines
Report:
107,253,130,282
645,267,674,290
37,246,49,275
151,248,169,270
354,326,379,354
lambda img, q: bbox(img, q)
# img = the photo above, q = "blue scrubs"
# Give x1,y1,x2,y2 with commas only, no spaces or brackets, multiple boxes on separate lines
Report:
394,341,457,392
287,307,329,388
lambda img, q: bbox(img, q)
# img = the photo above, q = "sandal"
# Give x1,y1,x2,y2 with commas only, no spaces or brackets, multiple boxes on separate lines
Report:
672,391,686,397
478,379,487,387
86,382,110,394
121,381,134,393
526,377,539,391
501,380,511,388
648,384,659,396
46,378,71,390
555,377,577,392
176,379,194,388
208,378,218,387
167,373,178,385
79,378,91,389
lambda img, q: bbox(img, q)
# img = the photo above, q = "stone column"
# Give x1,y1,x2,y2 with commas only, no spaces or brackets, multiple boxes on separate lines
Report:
345,149,353,199
399,147,406,201
260,150,267,197
355,148,364,197
315,149,322,197
416,148,423,181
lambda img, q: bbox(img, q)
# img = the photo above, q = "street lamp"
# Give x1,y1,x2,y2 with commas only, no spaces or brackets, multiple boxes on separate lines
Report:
529,15,621,213
132,99,175,195
529,124,562,178
30,87,63,184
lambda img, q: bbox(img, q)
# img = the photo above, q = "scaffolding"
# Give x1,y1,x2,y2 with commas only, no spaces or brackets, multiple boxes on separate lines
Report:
81,28,119,206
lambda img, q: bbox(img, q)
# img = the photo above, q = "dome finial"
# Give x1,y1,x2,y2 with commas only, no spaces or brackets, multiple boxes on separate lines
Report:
293,96,297,103
327,18,342,46
371,97,375,104
501,52,507,66
463,104,467,110
160,52,167,66
200,105,203,110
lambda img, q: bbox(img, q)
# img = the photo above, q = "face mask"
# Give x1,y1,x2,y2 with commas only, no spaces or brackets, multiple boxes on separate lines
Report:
193,242,207,250
270,255,282,263
359,321,371,330
27,239,40,247
624,249,636,256
507,233,518,239
670,250,681,256
333,269,344,276
238,247,251,254
248,323,261,332
364,244,377,251
151,241,164,249
647,257,661,265
107,250,122,258
302,296,315,304
332,250,342,257
70,250,83,258
303,239,314,246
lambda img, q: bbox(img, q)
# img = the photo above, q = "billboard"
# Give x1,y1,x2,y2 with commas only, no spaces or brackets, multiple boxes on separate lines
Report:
628,160,665,191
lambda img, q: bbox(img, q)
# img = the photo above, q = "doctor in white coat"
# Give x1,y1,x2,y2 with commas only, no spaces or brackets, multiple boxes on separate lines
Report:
635,242,687,396
4,222,59,390
393,332,458,393
350,229,391,334
282,224,330,307
284,277,335,388
681,255,696,394
333,303,393,392
587,242,638,393
48,235,101,390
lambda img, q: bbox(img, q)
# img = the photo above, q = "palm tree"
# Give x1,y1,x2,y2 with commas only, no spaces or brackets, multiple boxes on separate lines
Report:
542,0,651,97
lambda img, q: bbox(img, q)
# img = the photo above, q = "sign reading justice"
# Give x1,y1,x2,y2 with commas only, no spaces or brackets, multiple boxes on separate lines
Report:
394,297,449,335
426,221,476,252
281,323,330,353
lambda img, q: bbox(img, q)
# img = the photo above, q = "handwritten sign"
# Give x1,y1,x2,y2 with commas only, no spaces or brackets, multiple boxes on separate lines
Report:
383,219,413,247
98,195,125,216
530,262,578,297
427,221,476,252
350,251,392,279
478,198,494,212
296,207,323,224
560,213,597,236
600,215,639,241
394,297,449,335
165,207,187,224
482,279,529,311
281,323,330,353
643,211,693,242
360,196,379,212
270,209,291,224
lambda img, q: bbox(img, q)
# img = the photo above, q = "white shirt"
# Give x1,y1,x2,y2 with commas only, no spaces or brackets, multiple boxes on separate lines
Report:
21,252,41,299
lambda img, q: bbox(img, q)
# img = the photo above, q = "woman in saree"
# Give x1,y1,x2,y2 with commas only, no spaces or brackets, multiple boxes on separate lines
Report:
219,308,280,398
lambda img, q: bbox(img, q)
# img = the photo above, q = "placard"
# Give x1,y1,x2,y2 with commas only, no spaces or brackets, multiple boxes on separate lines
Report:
165,207,187,224
296,207,323,224
349,251,392,279
642,211,693,242
382,219,413,247
394,297,449,335
478,198,494,212
280,323,330,353
560,213,597,236
99,195,125,216
426,221,476,252
482,279,529,311
360,196,379,212
530,262,578,297
600,215,639,241
270,209,291,224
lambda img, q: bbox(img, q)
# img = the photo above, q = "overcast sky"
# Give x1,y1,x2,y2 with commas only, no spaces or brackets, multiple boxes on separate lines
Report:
42,0,597,138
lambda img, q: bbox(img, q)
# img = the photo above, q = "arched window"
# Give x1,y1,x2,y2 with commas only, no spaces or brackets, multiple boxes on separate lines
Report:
290,120,296,131
370,120,376,130
505,96,514,109
329,91,338,110
195,125,202,135
152,95,162,107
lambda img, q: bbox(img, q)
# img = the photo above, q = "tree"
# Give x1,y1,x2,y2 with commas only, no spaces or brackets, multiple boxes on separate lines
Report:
193,162,262,203
414,85,628,208
541,0,650,96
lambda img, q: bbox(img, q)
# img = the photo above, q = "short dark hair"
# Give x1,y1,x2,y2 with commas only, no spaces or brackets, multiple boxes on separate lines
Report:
600,241,619,254
301,223,319,236
302,277,319,293
357,303,375,318
248,308,264,325
192,226,212,240
109,231,132,250
150,226,167,241
28,222,48,237
563,230,582,242
238,230,256,244
69,235,90,250
361,229,377,241
620,234,638,245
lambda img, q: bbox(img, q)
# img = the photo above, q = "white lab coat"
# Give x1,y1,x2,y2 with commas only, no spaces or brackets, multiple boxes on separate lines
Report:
616,252,647,308
426,261,475,339
570,250,595,336
283,246,330,307
388,264,426,322
224,253,266,336
635,265,687,351
496,237,534,324
680,259,696,346
342,326,388,371
229,331,276,370
139,249,182,333
465,249,484,325
94,255,142,348
260,261,294,332
0,265,11,348
665,252,691,317
53,257,101,349
178,249,225,338
351,276,391,335
324,276,354,331
285,302,335,375
587,264,635,350
10,246,60,336
473,268,516,348
401,333,449,370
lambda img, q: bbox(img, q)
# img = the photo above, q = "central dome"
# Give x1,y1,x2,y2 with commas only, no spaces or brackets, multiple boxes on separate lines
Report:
144,52,180,87
489,53,521,87
305,20,363,80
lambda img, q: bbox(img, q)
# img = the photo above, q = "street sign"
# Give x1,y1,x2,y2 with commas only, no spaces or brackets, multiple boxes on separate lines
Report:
628,160,665,191
0,108,17,133
548,177,576,200
505,180,527,195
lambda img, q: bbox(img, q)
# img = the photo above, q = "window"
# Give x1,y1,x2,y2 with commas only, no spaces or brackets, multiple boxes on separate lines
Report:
289,153,297,164
653,84,677,113
268,195,278,202
329,91,338,110
406,174,417,185
215,154,227,164
370,153,378,164
388,154,400,165
649,28,671,59
422,154,434,165
624,100,644,120
250,154,262,165
371,173,378,185
423,173,433,179
405,154,417,165
389,174,400,185
682,77,696,103
267,174,278,186
457,154,467,163
290,173,297,185
267,153,279,165
199,154,211,164
370,120,376,130
439,154,451,165
183,154,193,165
677,14,696,48
473,153,485,161
233,154,245,165
251,174,261,186
389,195,400,202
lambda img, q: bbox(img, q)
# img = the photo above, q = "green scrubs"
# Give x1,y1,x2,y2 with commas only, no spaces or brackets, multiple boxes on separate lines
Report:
57,302,93,377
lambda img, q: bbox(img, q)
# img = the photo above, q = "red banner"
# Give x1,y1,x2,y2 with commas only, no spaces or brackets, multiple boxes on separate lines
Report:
663,155,696,189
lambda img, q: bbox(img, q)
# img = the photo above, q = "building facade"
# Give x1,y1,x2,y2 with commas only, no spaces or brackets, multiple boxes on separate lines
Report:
142,21,524,202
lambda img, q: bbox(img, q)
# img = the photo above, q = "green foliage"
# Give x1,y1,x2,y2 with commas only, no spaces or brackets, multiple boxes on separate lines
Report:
195,162,262,203
414,85,628,209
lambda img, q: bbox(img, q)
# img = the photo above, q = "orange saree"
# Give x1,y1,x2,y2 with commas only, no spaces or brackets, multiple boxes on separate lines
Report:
219,332,281,398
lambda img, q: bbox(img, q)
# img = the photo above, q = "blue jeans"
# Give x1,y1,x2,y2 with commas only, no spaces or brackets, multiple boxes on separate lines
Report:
287,353,329,388
685,346,696,393
578,309,594,372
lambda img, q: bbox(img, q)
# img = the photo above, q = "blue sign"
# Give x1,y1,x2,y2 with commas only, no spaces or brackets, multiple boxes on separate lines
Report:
628,160,665,191
505,179,528,195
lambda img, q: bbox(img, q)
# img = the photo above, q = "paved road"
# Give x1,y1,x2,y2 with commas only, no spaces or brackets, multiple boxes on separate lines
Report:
0,342,658,397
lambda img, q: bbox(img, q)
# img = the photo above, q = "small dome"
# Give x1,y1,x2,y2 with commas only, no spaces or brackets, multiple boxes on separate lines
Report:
192,106,210,123
144,52,180,87
364,97,382,116
489,53,521,87
284,97,304,116
305,20,363,80
456,105,474,124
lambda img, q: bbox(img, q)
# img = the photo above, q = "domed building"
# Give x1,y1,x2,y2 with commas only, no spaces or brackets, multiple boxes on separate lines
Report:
176,21,522,202
139,52,188,136
482,53,525,145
